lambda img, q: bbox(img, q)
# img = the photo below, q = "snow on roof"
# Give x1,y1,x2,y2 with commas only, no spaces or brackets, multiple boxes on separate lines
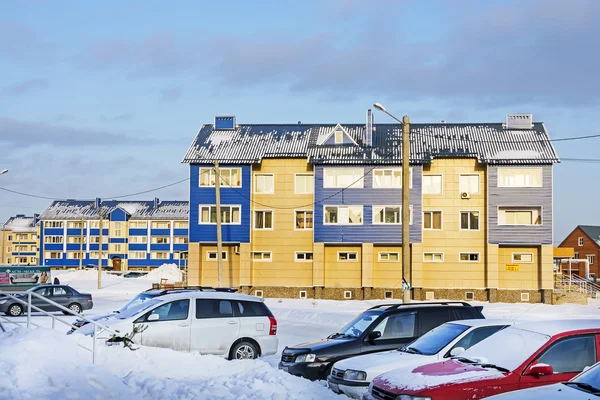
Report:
512,319,600,337
2,216,37,233
451,319,519,328
38,200,189,221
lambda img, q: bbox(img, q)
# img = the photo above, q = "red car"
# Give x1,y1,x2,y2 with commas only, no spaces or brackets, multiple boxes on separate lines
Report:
365,319,600,400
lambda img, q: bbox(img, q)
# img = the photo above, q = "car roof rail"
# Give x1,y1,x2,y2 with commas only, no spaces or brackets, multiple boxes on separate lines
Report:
368,301,474,311
143,286,239,294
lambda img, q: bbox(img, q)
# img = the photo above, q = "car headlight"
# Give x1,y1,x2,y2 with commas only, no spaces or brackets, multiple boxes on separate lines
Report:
395,396,432,400
295,353,317,363
343,369,367,381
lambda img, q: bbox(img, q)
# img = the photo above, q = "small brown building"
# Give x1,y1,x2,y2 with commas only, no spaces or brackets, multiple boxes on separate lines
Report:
558,225,600,279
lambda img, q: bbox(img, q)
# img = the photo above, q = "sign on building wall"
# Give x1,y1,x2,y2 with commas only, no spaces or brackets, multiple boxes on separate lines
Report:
505,264,520,272
0,266,52,286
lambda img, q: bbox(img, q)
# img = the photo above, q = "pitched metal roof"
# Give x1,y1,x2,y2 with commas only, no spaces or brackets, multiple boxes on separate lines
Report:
2,216,37,233
578,225,600,247
182,122,559,165
38,200,189,221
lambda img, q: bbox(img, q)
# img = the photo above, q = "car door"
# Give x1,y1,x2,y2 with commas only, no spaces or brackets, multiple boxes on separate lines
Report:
51,286,72,311
361,311,418,354
31,286,52,311
519,334,597,389
235,300,270,338
134,299,191,351
190,298,240,356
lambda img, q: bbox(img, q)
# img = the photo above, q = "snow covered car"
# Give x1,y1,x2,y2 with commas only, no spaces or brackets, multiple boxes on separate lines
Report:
75,291,278,360
328,319,513,399
482,362,600,399
365,319,600,400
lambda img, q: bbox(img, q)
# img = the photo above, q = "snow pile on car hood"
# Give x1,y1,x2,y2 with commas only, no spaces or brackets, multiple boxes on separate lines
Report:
0,327,341,400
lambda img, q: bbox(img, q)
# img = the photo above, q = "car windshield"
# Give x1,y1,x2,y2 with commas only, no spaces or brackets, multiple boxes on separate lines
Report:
118,293,158,312
336,310,384,338
403,323,470,355
455,327,551,371
569,362,600,392
117,299,163,319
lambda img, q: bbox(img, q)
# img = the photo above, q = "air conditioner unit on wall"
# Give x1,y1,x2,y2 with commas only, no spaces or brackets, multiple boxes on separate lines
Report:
461,192,471,199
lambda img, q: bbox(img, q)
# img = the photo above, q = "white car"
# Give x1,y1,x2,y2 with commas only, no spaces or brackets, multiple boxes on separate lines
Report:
76,291,278,360
327,319,515,399
483,361,600,400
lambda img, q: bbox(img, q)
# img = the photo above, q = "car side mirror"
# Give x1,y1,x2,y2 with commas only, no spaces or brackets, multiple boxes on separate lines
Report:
527,363,554,377
147,313,160,322
368,331,382,342
450,347,466,357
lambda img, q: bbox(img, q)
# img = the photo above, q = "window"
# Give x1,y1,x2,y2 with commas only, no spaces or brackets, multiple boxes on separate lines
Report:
254,174,274,194
537,336,596,374
67,252,83,259
89,252,109,259
499,207,542,225
17,257,28,264
151,252,169,259
574,252,579,259
89,221,101,229
371,313,416,340
373,168,407,188
424,252,444,262
173,221,188,229
373,206,413,225
252,251,272,261
7,235,12,241
295,174,314,194
338,252,358,262
587,255,595,265
459,253,480,262
151,221,170,229
67,237,86,244
451,326,507,355
422,174,443,194
498,168,542,187
68,221,84,229
459,174,480,194
323,168,364,188
128,251,147,259
173,236,188,244
196,299,234,319
6,258,11,264
206,251,227,261
110,244,123,253
151,237,170,244
129,236,148,243
53,287,71,296
295,252,313,262
295,210,313,230
144,300,190,322
460,211,480,230
45,221,64,228
423,211,442,230
44,252,62,259
32,235,37,240
578,237,584,247
113,224,124,237
236,301,270,317
44,236,63,244
6,247,10,253
129,221,148,229
324,205,363,225
419,309,453,335
30,257,36,264
89,236,108,243
334,129,343,144
512,253,534,263
199,167,242,188
199,205,241,224
254,210,274,230
379,252,399,262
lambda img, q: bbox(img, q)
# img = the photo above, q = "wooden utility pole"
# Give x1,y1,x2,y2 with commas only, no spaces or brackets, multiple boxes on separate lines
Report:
402,115,411,303
79,217,84,270
214,161,223,288
98,203,103,290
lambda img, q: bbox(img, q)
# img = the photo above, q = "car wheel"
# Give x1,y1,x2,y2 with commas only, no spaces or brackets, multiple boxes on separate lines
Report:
66,303,82,315
231,341,258,360
8,304,23,317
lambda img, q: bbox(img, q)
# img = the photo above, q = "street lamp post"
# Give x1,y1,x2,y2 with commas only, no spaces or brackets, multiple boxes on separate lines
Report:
373,103,412,304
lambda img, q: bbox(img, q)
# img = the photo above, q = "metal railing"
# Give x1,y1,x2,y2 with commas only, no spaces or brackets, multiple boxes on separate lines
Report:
0,289,119,364
559,274,600,298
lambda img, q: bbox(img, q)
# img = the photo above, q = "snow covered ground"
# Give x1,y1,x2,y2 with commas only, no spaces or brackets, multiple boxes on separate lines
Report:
1,266,599,399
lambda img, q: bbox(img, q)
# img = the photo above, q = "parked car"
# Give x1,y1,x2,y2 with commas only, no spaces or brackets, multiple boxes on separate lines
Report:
483,361,600,399
328,319,513,399
279,301,485,381
68,287,236,334
0,284,93,316
75,291,278,360
365,319,600,400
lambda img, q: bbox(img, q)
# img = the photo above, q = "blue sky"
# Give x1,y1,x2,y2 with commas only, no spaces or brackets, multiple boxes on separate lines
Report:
1,0,599,242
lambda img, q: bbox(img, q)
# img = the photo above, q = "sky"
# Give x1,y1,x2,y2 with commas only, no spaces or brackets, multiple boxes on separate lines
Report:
1,0,600,243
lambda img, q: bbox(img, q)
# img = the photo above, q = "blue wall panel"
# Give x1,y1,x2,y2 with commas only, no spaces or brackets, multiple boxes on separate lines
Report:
129,229,148,236
110,238,127,243
314,165,423,243
128,244,147,251
189,164,251,243
150,244,170,251
173,229,188,236
110,208,128,222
